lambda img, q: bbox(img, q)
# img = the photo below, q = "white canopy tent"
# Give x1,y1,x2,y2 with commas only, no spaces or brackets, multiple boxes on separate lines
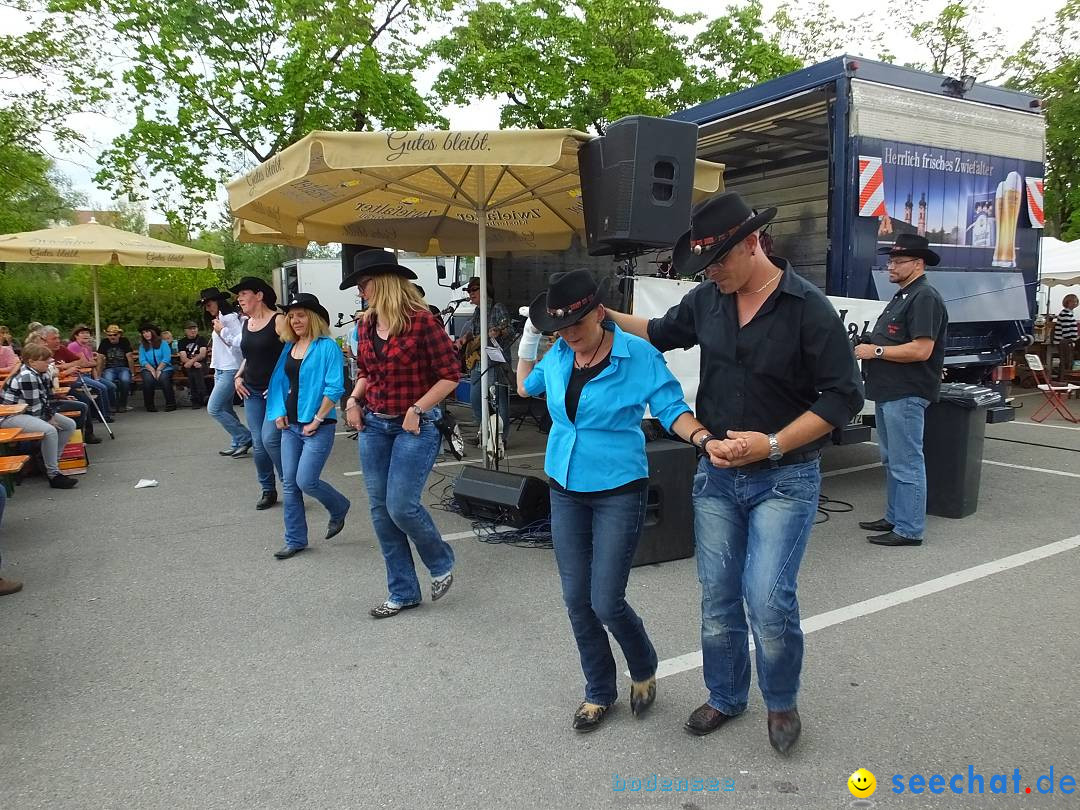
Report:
1038,236,1080,313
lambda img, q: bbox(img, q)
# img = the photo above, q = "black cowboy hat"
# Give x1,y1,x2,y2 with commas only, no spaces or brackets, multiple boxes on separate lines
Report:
229,276,278,308
672,192,777,276
876,233,941,266
195,287,231,307
138,322,161,335
528,269,603,333
279,292,330,326
339,248,418,290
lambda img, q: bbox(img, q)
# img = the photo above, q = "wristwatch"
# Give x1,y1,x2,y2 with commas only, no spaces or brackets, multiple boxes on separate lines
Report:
767,433,783,462
410,404,423,417
874,345,885,358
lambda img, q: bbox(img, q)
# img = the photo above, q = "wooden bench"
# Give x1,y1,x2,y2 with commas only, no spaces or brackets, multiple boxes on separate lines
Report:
0,455,30,475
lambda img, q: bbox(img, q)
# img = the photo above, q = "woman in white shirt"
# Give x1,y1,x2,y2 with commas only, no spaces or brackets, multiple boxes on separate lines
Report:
199,287,252,458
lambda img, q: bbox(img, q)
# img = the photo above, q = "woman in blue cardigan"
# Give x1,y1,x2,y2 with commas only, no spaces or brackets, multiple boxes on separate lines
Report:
517,270,717,734
137,322,176,411
266,293,350,560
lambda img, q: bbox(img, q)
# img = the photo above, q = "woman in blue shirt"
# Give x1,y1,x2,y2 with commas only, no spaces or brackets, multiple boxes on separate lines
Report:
517,270,717,733
137,322,176,412
266,293,351,560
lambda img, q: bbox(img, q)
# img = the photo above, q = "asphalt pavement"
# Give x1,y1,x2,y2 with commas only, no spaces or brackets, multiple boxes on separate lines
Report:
1,395,1077,809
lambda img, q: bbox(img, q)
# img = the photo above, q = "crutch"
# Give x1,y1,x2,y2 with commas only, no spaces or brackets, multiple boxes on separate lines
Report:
77,377,115,439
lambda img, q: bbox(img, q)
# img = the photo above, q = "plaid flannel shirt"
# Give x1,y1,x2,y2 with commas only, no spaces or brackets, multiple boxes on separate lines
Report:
356,307,460,414
0,365,56,420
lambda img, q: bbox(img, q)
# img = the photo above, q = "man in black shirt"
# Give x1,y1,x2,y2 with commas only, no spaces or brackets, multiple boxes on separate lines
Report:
178,321,209,408
854,233,948,547
608,192,863,754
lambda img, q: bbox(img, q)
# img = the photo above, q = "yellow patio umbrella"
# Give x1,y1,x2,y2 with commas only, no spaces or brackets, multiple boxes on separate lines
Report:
226,128,724,460
0,219,225,342
232,218,310,249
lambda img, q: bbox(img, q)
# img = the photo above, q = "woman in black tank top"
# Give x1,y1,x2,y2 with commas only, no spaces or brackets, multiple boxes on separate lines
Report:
230,277,285,511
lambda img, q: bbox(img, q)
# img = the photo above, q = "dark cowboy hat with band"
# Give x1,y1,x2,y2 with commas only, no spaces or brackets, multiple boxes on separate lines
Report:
195,287,231,307
876,233,941,266
138,321,161,335
672,191,777,276
229,276,278,308
279,292,330,326
528,269,603,333
339,248,418,290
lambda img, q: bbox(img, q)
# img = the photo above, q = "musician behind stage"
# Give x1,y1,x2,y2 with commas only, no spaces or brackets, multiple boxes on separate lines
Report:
453,276,516,445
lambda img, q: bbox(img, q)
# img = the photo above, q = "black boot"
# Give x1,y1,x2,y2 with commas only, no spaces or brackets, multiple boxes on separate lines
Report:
256,490,278,510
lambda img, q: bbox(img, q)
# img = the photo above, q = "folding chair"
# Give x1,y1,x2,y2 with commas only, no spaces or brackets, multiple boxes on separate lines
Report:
1024,354,1079,423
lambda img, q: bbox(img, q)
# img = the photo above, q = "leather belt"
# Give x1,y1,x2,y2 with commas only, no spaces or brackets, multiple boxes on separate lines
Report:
737,449,820,473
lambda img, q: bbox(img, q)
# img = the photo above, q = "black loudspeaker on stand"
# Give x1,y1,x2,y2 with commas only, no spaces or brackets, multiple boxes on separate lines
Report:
578,115,700,257
453,468,550,528
633,439,697,567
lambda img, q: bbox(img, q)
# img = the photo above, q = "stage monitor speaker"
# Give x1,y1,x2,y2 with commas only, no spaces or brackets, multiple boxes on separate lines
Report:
341,243,380,286
633,439,696,567
453,467,551,528
578,115,700,257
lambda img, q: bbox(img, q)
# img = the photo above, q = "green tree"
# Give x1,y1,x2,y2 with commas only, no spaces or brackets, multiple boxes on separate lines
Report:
689,0,801,100
0,2,110,156
1006,0,1080,239
0,120,83,233
431,0,701,134
53,0,451,228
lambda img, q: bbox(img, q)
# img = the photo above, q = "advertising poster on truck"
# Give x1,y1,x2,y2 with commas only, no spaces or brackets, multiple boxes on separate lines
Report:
861,138,1044,272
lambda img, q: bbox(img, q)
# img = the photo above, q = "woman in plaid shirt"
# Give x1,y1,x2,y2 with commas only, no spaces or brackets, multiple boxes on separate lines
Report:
0,344,78,488
341,250,461,619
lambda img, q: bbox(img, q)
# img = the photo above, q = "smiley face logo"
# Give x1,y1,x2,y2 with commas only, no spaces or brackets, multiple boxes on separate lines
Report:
848,768,876,798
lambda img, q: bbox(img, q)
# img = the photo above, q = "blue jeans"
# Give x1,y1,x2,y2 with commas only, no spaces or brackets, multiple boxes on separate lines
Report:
208,369,251,448
279,422,351,549
693,458,820,714
141,369,175,409
875,396,930,540
78,374,114,417
102,367,131,408
550,486,656,706
358,409,454,606
470,365,510,442
243,387,282,493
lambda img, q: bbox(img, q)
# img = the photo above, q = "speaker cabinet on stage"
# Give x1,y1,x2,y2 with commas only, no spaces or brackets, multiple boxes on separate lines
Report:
633,439,697,567
578,115,700,257
453,467,550,528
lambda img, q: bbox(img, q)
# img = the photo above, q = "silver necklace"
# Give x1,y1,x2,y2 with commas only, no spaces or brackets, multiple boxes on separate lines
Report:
737,267,782,295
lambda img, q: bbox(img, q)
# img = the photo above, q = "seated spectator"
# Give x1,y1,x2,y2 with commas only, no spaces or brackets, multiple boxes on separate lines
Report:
160,329,178,355
97,325,135,412
178,321,209,408
38,327,102,441
0,343,79,488
44,325,113,424
0,325,19,360
138,323,176,412
68,324,118,418
0,340,17,375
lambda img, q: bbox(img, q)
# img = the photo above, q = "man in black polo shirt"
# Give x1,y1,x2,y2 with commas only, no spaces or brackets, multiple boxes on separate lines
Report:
608,192,863,754
854,233,948,548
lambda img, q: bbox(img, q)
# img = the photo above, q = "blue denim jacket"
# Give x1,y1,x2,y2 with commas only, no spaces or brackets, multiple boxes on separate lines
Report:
524,323,690,492
265,337,345,424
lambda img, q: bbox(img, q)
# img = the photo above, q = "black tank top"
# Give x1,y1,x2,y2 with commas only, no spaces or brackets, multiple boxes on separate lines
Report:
240,314,281,390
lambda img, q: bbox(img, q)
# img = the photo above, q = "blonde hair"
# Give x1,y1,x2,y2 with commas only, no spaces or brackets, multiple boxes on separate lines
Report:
24,330,45,346
21,343,53,362
361,274,427,336
277,308,333,343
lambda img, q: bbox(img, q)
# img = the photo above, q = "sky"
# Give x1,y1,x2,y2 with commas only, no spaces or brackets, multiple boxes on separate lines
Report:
5,0,1065,224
